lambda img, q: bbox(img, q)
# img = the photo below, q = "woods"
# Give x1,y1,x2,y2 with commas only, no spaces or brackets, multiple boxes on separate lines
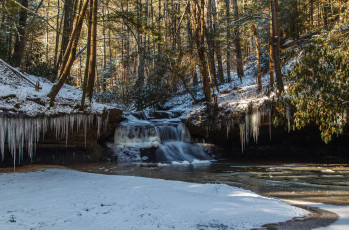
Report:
0,0,348,139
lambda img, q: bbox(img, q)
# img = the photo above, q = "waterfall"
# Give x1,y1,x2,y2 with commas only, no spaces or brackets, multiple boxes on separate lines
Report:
155,124,210,162
0,113,109,166
111,113,212,163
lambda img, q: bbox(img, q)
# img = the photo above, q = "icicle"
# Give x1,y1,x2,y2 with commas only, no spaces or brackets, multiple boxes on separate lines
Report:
245,114,250,146
286,104,290,133
239,107,264,153
268,108,272,141
0,117,7,160
97,116,102,138
239,123,245,153
0,113,108,166
251,109,260,144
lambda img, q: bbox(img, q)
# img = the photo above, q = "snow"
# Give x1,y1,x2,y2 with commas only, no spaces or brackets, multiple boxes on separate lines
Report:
0,169,309,230
165,69,273,119
0,59,115,117
164,70,276,153
0,60,114,164
286,200,349,230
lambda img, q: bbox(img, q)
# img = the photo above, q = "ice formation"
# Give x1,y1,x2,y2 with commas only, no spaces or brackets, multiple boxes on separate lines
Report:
0,114,109,166
238,106,271,153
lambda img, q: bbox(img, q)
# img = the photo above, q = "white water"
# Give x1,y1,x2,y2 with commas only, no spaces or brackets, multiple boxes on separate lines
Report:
111,113,212,163
0,114,108,166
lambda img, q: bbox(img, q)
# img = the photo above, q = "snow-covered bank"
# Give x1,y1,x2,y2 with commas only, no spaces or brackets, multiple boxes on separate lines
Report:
0,169,308,230
286,200,349,230
0,59,114,117
0,60,124,165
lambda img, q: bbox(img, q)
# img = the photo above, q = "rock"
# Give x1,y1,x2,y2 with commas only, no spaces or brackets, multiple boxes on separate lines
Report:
183,104,349,162
0,108,123,167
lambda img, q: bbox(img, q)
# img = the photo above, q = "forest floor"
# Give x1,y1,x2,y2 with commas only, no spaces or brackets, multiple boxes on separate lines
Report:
165,67,273,116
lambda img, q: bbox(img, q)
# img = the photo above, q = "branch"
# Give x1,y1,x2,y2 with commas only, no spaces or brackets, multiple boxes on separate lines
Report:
75,37,126,60
0,58,40,89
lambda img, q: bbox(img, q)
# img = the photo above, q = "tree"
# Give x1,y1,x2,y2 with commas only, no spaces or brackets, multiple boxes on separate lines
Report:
252,24,262,91
86,0,98,103
48,0,90,106
288,29,349,143
12,0,28,67
192,0,211,104
225,0,231,82
233,0,244,82
270,0,284,93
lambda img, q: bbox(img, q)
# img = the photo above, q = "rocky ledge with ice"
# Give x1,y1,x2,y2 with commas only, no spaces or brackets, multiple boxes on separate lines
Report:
171,71,348,160
0,60,123,167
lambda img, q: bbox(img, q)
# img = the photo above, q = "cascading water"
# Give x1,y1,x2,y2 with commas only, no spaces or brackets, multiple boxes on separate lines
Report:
110,112,212,163
155,124,210,162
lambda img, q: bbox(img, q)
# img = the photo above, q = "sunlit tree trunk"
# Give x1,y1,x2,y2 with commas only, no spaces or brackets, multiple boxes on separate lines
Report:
270,0,284,93
269,5,274,87
192,0,211,104
48,0,90,106
87,0,98,102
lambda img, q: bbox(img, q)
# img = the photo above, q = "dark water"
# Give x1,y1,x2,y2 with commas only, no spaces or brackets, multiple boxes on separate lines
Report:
69,160,349,204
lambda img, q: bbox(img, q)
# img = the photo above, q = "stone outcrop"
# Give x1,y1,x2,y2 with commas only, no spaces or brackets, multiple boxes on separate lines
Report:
183,104,349,162
0,108,123,167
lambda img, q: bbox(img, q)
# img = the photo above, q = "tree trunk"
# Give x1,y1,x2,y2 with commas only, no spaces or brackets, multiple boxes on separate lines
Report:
252,25,262,91
87,0,98,102
81,1,93,108
324,3,329,30
48,0,90,106
54,0,61,66
233,0,244,82
270,0,284,93
211,0,224,84
225,0,231,82
310,0,314,28
186,2,198,86
13,0,28,67
192,0,211,104
269,5,274,86
206,0,218,92
59,0,75,66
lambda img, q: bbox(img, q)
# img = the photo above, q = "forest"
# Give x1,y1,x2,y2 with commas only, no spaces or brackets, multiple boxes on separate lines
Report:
1,1,349,229
1,0,348,143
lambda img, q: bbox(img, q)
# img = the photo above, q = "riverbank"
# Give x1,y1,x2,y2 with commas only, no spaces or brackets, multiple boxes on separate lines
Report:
2,163,349,229
0,168,308,230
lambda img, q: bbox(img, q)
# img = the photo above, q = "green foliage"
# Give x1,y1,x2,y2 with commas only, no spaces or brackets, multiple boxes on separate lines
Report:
287,28,349,143
132,54,175,110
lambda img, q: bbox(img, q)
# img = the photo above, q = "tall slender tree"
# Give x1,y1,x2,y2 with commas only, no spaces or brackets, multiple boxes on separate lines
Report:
232,0,244,82
270,0,284,93
12,0,28,67
86,0,98,102
225,0,232,82
192,0,211,104
48,0,90,106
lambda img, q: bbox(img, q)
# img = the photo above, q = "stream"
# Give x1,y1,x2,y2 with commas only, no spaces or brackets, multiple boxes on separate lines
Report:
71,111,349,206
70,161,349,205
